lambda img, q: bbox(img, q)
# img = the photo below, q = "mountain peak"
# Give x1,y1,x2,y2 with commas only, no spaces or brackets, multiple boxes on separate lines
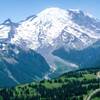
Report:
2,18,13,25
68,9,81,13
37,7,84,16
37,7,69,18
39,7,64,13
10,7,100,51
37,7,97,21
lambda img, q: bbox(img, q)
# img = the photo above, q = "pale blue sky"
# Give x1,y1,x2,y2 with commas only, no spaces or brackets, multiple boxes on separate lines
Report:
0,0,99,23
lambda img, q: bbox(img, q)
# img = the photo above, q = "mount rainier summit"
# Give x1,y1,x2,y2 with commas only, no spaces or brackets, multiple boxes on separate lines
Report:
0,7,100,87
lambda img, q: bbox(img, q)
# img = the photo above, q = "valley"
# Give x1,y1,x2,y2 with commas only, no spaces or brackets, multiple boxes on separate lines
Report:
0,68,100,100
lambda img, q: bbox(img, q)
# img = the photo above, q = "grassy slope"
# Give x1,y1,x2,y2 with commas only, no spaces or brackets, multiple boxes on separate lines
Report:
0,68,100,100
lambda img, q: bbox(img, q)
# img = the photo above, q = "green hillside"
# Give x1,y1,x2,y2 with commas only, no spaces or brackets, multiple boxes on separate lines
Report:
0,68,100,100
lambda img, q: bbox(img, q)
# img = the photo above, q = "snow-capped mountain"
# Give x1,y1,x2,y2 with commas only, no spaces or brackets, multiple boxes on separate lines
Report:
0,7,100,86
11,8,100,50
